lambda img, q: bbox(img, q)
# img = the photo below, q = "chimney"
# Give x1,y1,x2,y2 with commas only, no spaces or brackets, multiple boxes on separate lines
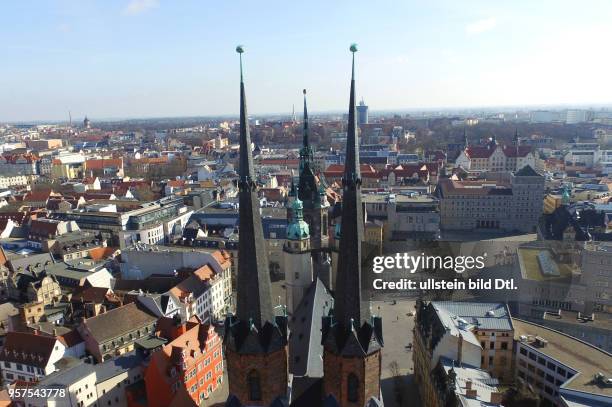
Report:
465,380,472,390
465,389,478,398
490,392,503,404
33,329,39,336
458,333,463,363
52,328,57,336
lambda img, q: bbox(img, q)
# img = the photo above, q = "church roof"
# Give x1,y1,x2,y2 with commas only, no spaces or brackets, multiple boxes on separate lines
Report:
233,46,275,329
289,278,333,377
334,44,370,330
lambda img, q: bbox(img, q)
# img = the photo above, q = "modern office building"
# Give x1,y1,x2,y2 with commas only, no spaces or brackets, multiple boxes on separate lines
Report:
513,319,612,407
357,98,369,125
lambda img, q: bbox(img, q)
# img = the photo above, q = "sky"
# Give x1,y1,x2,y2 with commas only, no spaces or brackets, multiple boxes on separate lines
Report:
1,0,612,122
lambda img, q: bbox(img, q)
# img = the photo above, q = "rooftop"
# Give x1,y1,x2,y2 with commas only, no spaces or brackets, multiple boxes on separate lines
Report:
81,302,157,343
518,248,575,282
513,319,612,397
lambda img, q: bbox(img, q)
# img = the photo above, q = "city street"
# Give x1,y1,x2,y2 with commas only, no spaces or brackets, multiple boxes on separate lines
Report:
375,299,422,407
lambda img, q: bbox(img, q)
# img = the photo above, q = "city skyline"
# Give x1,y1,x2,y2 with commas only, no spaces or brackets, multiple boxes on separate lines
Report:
2,0,612,122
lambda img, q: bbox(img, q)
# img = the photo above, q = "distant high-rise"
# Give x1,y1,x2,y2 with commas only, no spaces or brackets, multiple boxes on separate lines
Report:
83,116,91,129
357,98,368,125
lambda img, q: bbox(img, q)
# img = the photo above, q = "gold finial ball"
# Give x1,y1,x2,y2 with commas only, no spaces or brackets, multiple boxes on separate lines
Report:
236,45,244,54
350,43,358,53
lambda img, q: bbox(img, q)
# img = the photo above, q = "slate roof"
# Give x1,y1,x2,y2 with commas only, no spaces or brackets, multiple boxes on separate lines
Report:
439,357,501,407
94,350,143,382
37,359,96,386
431,302,513,331
81,302,157,343
514,164,541,177
289,278,332,377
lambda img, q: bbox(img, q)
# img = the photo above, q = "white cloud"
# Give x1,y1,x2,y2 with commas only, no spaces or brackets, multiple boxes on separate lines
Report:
466,17,497,35
123,0,159,16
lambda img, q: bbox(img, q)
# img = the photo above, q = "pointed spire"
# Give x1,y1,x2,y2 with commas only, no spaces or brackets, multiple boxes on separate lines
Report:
234,45,274,328
514,128,520,144
335,43,369,329
344,43,361,184
298,89,317,207
236,45,254,184
303,89,309,149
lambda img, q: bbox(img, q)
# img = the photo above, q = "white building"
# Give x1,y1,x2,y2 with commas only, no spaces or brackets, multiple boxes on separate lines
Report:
513,319,612,407
456,141,537,173
0,175,37,189
23,351,144,407
0,331,67,383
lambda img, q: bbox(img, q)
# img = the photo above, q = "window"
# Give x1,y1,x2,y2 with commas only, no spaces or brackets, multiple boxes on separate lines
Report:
347,373,359,402
248,370,262,401
501,342,508,350
16,364,23,371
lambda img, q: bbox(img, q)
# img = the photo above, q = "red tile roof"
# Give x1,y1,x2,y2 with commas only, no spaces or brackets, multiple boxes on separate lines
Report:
502,145,533,158
324,164,378,177
58,329,83,348
29,219,61,236
85,158,123,170
465,146,496,159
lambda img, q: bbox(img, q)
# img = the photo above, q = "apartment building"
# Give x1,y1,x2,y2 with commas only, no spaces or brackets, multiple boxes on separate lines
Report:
414,301,515,407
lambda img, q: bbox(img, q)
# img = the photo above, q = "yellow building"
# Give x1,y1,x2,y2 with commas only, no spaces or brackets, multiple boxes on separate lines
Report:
364,221,384,256
51,154,85,179
544,194,562,214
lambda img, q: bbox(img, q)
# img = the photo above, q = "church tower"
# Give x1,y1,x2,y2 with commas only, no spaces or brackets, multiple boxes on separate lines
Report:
321,44,384,406
283,194,313,314
294,89,332,287
224,46,289,406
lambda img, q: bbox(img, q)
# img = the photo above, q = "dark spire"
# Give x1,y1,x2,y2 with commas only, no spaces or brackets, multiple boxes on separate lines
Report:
514,128,520,144
298,89,318,207
234,45,274,328
464,126,468,148
303,89,309,149
344,43,361,184
334,43,368,329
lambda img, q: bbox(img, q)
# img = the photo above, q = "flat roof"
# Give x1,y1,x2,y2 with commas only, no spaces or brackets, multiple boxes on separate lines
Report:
542,310,612,331
513,319,612,397
361,193,437,203
518,248,575,282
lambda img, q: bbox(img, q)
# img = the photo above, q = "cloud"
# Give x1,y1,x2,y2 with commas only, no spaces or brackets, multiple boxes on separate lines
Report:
466,17,497,35
123,0,159,16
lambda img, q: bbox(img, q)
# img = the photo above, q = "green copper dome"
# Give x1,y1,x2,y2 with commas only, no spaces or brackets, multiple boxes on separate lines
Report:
562,185,571,205
287,196,309,240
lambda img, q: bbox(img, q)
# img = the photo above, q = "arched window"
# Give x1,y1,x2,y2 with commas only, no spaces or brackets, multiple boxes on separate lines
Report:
347,373,359,402
247,370,262,401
